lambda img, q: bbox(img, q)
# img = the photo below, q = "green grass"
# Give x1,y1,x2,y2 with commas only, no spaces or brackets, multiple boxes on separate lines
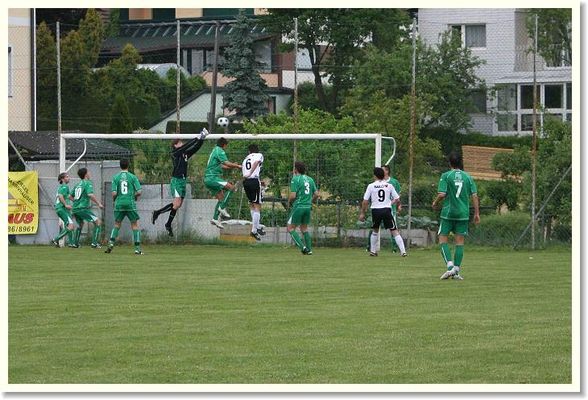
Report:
8,244,572,384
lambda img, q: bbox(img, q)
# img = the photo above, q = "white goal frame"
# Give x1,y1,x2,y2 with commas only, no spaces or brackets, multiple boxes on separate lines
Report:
59,133,396,173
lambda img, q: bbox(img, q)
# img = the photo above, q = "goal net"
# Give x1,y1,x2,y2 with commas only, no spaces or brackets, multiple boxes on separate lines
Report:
57,132,396,247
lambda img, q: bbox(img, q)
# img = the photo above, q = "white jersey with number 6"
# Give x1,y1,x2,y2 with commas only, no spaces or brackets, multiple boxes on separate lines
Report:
363,180,399,209
242,153,264,179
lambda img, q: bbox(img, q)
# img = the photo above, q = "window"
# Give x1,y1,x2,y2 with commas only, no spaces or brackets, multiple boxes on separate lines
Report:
152,9,175,21
566,83,572,110
520,85,535,110
466,89,487,113
267,96,277,114
497,114,517,132
497,84,517,111
521,114,539,131
544,84,563,109
450,24,486,48
203,9,253,17
8,46,12,98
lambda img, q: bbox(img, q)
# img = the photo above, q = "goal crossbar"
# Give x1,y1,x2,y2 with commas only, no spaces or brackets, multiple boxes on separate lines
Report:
59,133,394,171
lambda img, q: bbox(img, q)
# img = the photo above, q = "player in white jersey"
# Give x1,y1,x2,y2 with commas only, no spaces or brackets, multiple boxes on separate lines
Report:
359,167,407,257
242,144,266,241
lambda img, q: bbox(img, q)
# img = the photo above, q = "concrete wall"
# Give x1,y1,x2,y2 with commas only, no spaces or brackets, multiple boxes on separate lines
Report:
8,8,32,131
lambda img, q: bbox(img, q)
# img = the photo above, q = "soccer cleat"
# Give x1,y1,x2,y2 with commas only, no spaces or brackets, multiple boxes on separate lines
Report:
151,210,159,225
165,223,174,237
452,274,464,280
134,250,143,255
401,252,408,257
301,247,310,255
257,227,266,236
306,250,313,255
440,269,456,280
210,219,224,229
199,128,209,140
218,207,231,219
68,244,79,248
369,251,378,257
250,231,262,241
104,244,113,254
51,239,60,248
91,243,102,249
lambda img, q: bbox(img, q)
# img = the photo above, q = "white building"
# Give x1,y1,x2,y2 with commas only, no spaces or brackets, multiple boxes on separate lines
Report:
418,8,572,136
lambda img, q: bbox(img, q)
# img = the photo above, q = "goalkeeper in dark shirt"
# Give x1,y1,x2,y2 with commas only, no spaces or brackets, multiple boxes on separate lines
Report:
152,128,208,236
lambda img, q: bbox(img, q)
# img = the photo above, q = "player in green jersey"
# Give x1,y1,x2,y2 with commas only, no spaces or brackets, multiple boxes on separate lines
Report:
204,137,241,229
105,159,143,255
70,168,104,248
287,161,318,255
432,152,480,280
51,172,75,248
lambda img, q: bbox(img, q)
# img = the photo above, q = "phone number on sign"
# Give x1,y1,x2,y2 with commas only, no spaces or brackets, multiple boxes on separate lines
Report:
8,225,36,234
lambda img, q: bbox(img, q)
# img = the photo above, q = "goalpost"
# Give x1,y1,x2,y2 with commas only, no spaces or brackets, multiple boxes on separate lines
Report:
59,133,395,173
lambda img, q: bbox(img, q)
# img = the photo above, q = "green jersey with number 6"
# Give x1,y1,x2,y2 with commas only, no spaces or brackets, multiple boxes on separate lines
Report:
112,171,141,211
437,169,477,221
71,179,94,211
290,174,317,209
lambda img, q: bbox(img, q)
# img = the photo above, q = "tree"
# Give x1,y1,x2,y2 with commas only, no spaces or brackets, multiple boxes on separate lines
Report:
78,8,104,68
221,10,269,121
527,9,572,67
346,32,485,133
109,94,132,133
262,9,411,114
36,22,57,130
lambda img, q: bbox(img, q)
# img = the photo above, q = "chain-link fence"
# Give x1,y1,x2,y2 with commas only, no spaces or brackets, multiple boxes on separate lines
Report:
8,8,573,248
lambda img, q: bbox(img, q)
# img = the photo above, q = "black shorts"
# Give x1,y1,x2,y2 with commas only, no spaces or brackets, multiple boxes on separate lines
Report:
243,178,262,204
371,208,397,231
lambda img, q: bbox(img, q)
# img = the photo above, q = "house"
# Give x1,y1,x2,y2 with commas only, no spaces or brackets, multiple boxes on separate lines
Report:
418,8,572,136
8,8,35,131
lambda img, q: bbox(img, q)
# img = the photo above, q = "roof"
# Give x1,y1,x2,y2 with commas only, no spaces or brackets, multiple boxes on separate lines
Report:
102,20,274,54
8,131,133,161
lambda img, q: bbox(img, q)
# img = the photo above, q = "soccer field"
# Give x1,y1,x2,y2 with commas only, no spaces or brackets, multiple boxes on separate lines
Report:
8,244,572,384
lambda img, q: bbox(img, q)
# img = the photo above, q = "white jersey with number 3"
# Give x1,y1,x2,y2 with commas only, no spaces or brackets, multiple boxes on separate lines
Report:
242,153,264,179
363,180,399,209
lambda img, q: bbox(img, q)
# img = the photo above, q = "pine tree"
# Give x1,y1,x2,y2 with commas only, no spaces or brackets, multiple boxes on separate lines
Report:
221,10,269,121
109,93,132,133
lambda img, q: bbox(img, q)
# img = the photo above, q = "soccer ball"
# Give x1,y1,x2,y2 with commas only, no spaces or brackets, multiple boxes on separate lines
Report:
217,117,229,127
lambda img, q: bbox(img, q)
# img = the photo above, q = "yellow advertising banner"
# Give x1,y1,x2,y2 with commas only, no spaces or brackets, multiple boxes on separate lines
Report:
8,171,39,234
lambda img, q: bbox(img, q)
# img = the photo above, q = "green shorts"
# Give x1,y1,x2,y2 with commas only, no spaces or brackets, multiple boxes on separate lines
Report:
114,210,140,223
55,208,74,226
170,177,187,198
438,218,469,236
204,176,229,196
288,207,311,226
73,209,99,224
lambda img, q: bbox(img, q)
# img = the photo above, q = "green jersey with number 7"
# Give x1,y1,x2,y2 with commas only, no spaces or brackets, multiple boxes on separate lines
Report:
437,169,477,221
290,174,317,209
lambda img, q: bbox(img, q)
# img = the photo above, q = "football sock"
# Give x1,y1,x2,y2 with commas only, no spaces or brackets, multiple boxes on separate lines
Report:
133,230,141,250
54,227,69,242
156,203,174,215
213,202,221,220
394,234,406,254
289,230,305,251
109,226,120,243
370,232,379,253
303,231,312,251
166,208,177,226
74,228,82,245
220,190,232,209
454,245,464,269
440,243,453,269
366,229,373,250
66,229,74,245
92,225,102,245
252,211,260,232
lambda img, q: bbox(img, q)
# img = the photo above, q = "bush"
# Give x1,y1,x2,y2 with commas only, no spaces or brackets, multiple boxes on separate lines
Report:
468,211,530,246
